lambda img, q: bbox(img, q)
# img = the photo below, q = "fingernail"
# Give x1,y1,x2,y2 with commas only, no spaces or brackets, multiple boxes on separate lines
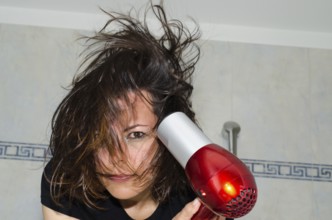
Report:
193,198,200,208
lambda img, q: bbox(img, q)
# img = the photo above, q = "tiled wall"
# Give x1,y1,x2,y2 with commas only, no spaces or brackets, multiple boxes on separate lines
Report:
0,23,331,220
193,41,332,219
0,24,80,220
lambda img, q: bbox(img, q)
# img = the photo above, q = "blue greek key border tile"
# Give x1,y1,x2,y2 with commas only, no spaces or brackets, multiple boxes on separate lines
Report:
0,140,51,162
1,140,331,182
243,159,332,182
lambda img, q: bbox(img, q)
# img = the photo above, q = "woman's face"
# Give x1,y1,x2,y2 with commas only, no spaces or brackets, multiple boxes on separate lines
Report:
96,91,158,201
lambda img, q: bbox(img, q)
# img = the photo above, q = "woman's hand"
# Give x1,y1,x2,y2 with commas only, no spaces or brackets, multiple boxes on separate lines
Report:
172,198,201,220
172,198,226,220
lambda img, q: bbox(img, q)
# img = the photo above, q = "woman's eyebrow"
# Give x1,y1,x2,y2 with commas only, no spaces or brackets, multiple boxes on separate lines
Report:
123,124,149,132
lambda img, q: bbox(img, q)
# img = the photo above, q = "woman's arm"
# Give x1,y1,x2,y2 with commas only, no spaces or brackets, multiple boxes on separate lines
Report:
42,205,78,220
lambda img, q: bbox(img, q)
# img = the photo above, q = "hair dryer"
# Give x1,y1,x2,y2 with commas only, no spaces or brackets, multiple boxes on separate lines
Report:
157,112,257,219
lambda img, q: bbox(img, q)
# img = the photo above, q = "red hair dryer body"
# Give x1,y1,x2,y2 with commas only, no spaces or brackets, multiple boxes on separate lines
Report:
157,112,257,219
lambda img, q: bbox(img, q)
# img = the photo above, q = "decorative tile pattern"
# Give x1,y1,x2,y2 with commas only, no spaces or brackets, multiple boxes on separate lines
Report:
0,140,51,161
1,140,331,182
243,159,332,182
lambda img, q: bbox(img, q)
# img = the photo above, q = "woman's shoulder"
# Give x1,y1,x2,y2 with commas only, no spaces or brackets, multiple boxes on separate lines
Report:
41,160,79,218
40,160,132,219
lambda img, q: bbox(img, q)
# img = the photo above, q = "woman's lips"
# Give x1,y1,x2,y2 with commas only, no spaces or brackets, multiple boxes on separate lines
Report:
106,174,133,182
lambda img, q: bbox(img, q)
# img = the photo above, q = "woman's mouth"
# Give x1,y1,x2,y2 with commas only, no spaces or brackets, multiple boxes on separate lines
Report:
106,174,134,182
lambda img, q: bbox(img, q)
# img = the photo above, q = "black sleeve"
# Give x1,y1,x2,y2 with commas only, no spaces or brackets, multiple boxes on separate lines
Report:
41,161,140,220
40,161,81,218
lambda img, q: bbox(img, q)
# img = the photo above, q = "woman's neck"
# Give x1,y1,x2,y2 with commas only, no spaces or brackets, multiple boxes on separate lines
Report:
119,188,158,220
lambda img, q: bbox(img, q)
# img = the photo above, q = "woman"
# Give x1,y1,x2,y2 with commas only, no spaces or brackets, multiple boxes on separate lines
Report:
41,2,226,220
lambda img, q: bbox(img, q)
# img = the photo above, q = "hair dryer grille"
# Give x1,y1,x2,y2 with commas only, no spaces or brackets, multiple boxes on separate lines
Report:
225,188,257,218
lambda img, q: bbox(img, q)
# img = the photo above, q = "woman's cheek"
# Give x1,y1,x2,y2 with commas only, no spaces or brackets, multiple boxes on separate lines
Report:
129,141,156,171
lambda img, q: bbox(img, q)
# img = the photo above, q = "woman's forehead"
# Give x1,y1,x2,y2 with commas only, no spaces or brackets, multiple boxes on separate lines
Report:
116,90,151,110
113,90,156,128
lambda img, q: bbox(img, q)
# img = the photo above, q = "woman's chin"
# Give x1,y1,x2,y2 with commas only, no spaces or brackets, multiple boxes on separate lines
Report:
105,183,143,200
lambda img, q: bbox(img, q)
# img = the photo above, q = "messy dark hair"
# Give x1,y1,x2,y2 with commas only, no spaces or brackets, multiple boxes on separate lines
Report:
46,1,200,208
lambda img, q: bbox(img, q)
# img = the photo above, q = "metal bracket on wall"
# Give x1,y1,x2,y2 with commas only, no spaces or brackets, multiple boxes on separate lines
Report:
222,121,241,156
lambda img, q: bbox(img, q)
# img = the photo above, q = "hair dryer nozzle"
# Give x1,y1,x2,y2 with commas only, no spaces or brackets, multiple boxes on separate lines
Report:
157,112,257,218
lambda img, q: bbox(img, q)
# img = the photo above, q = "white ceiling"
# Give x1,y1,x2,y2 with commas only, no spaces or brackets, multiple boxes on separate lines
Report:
1,0,332,49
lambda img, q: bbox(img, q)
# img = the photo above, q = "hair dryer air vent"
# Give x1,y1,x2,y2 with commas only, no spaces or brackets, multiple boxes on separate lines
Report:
225,188,257,217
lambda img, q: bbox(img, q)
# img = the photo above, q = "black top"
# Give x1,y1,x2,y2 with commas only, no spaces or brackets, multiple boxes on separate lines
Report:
41,161,234,220
41,161,196,220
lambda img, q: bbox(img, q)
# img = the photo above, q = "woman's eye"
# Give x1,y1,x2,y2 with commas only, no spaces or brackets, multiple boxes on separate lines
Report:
127,131,146,140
